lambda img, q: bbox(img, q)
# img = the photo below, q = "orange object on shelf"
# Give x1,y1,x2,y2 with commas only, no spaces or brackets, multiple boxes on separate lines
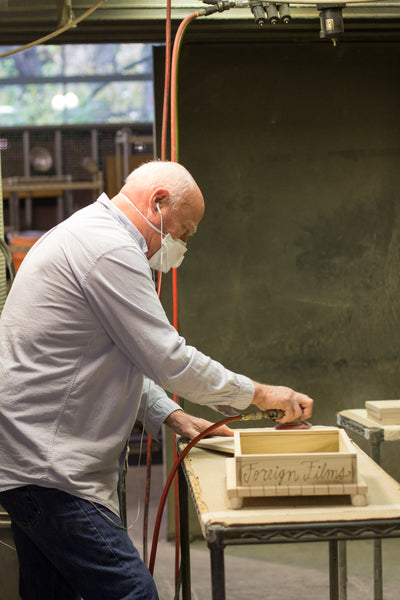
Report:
8,231,44,273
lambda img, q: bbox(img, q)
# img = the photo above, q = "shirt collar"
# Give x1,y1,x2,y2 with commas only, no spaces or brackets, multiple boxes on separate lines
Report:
97,193,148,254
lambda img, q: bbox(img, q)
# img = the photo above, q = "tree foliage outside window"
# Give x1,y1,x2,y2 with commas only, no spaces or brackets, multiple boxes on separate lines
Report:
0,44,154,126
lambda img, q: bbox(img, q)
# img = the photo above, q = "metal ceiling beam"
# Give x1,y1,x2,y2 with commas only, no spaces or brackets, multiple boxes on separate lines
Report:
1,0,400,21
0,0,399,44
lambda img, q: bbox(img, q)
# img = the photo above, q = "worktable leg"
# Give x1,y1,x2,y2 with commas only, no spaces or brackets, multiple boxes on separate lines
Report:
209,545,226,600
370,441,381,465
179,465,191,600
370,440,383,600
338,541,347,600
329,540,339,600
373,540,383,600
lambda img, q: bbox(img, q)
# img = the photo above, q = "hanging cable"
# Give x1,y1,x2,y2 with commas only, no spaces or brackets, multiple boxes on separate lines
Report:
0,0,106,61
142,433,153,565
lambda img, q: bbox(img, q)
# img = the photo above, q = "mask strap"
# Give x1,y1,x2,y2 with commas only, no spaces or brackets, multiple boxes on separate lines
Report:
156,204,163,237
119,193,163,237
156,204,165,271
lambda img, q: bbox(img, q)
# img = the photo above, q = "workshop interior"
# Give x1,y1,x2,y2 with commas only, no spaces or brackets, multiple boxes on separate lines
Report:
1,1,400,599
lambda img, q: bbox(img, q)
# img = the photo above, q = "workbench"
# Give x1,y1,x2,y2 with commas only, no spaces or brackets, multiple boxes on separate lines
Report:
336,409,400,600
336,409,400,464
177,437,400,600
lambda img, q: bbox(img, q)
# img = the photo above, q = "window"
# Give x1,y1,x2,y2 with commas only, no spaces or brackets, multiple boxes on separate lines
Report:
0,44,154,126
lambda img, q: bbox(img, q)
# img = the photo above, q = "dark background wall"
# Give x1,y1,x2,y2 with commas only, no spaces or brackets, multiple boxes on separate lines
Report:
154,40,400,483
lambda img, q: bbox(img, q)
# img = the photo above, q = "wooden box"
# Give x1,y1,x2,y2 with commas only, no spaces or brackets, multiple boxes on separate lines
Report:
365,400,400,425
226,428,367,508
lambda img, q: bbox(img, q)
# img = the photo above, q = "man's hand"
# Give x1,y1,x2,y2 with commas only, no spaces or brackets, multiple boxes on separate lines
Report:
164,409,234,440
250,382,314,424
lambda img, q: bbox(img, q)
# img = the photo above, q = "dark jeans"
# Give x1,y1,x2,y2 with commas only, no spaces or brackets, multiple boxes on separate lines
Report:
0,485,158,600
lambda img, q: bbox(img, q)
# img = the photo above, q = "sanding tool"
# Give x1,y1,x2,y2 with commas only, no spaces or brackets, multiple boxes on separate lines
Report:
269,409,312,429
274,419,311,430
241,408,311,429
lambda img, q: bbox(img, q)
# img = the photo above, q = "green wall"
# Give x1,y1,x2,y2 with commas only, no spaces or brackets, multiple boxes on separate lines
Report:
154,40,400,533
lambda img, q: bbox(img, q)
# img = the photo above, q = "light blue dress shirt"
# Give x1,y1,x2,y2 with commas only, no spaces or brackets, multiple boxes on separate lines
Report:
0,194,254,515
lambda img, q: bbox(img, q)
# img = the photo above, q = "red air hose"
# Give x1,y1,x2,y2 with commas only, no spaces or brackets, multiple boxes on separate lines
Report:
169,11,200,589
142,1,172,567
147,5,233,587
147,0,239,588
148,414,242,576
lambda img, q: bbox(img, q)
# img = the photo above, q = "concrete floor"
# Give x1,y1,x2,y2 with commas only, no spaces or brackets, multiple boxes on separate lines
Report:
126,463,400,600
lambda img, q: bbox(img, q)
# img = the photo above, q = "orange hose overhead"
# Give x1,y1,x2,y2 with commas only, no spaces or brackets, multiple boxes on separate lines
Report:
148,414,242,576
170,12,199,163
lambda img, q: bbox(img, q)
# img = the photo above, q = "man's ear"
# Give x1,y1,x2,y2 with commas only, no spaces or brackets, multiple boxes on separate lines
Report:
150,189,169,214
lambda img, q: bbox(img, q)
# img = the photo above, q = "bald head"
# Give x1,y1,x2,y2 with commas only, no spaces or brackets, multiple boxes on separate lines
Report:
124,161,200,209
115,160,205,259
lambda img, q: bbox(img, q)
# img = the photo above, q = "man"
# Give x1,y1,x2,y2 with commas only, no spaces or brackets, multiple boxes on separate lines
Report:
0,160,313,599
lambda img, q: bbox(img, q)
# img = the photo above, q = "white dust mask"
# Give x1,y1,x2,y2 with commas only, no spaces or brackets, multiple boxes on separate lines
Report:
119,193,187,273
149,232,187,273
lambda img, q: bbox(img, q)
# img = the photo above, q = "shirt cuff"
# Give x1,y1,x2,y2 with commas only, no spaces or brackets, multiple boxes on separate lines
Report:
141,391,182,438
